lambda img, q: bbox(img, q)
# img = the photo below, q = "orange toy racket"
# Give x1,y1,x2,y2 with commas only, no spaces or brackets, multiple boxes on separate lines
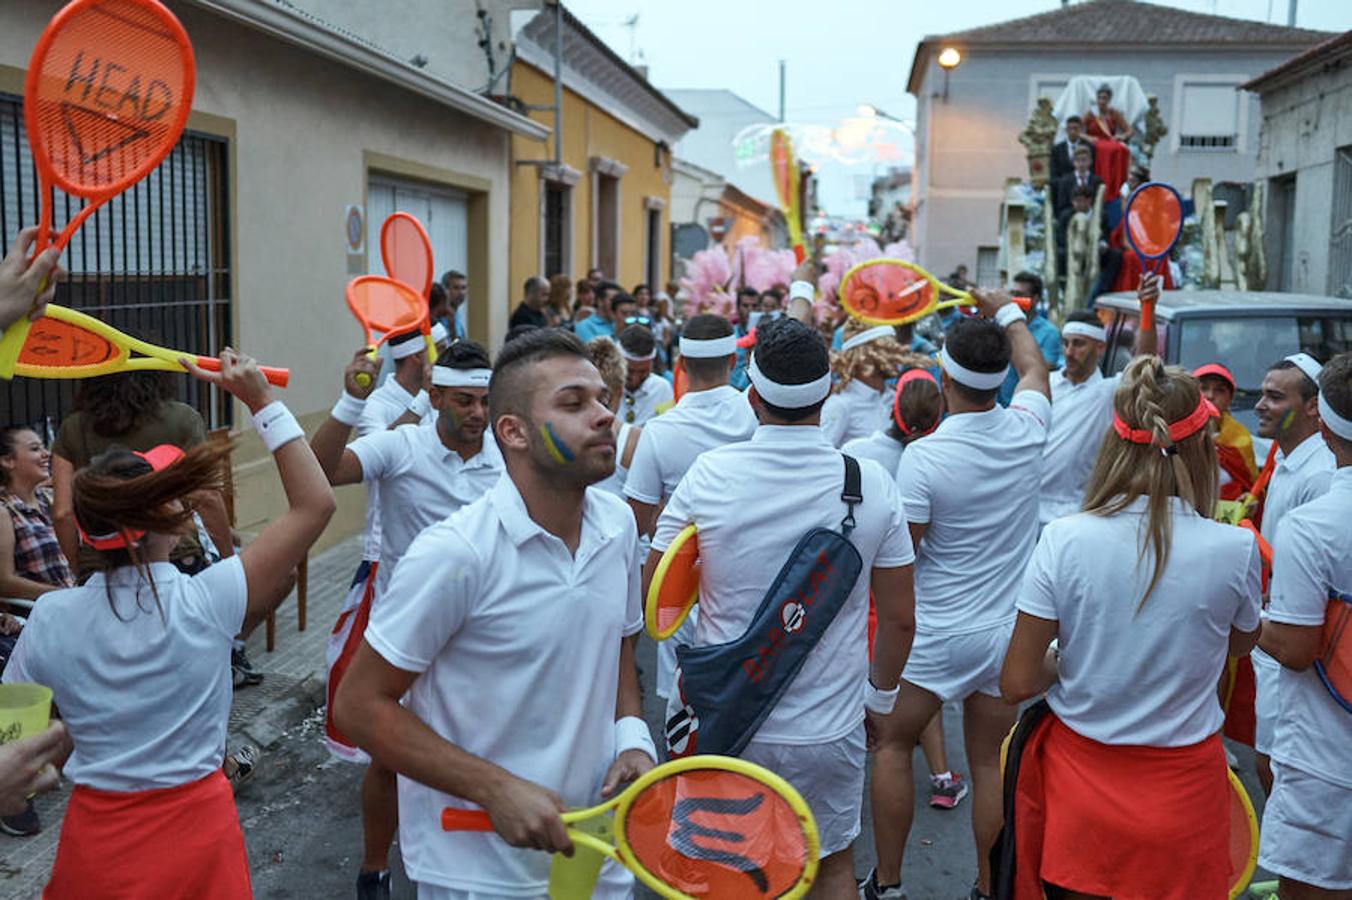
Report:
1315,590,1352,714
1226,768,1259,898
839,259,974,326
379,212,438,366
440,755,819,900
346,275,429,387
1124,182,1184,278
12,304,288,386
645,524,700,640
0,0,196,379
770,129,805,264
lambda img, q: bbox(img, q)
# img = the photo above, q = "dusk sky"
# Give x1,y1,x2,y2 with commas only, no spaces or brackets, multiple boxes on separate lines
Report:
566,0,1348,217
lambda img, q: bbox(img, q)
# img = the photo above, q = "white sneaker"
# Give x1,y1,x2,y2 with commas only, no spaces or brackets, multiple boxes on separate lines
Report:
859,868,907,899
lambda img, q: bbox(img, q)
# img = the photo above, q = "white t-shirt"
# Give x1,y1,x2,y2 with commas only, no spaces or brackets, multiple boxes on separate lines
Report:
820,379,891,449
365,476,642,895
1039,369,1118,524
350,422,502,594
897,390,1051,634
1267,465,1352,788
5,557,247,791
1017,500,1261,746
622,373,673,427
355,377,435,561
594,421,635,498
652,425,914,745
623,385,757,505
841,430,904,478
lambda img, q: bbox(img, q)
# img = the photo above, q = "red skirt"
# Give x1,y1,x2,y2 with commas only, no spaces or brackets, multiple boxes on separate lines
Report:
1013,715,1229,900
46,770,251,899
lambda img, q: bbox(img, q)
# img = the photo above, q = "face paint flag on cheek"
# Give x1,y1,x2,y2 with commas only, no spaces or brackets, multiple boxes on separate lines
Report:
540,422,574,465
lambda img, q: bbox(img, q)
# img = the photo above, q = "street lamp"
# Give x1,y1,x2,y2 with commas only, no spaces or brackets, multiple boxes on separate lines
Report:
937,46,961,102
856,104,915,132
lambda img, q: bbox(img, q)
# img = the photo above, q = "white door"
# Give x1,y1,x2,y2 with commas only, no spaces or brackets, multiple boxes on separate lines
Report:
366,178,468,284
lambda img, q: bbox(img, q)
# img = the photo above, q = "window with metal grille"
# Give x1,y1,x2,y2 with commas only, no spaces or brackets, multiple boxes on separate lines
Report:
1177,81,1240,152
543,181,568,277
1330,146,1352,299
0,92,232,434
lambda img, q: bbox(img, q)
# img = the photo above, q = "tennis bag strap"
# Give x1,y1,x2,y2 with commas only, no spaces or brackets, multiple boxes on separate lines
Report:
665,455,865,759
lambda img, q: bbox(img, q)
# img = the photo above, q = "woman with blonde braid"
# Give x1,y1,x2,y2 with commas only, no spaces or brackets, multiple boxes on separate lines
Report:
820,320,927,448
1000,356,1262,899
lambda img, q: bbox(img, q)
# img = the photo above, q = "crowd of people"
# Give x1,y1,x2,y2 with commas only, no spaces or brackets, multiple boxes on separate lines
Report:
1,220,1349,900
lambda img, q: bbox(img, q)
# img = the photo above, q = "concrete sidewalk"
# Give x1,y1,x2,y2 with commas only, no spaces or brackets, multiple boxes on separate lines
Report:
0,535,363,899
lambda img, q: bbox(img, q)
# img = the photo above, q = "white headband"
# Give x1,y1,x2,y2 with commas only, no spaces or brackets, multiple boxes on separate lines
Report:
1062,321,1106,343
841,325,896,353
621,347,657,362
430,322,449,344
390,334,426,360
1285,353,1323,385
938,345,1009,391
679,334,737,358
747,354,831,408
432,367,491,388
1319,392,1352,441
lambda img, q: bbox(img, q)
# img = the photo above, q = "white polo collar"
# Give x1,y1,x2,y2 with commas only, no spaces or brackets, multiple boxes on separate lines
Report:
488,471,628,551
673,384,740,409
1276,432,1327,472
751,424,830,447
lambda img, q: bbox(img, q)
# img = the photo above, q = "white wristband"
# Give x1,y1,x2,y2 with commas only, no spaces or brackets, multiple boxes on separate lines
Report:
252,401,304,453
331,392,366,427
408,392,432,420
864,678,900,715
614,715,657,762
789,280,814,303
994,304,1026,329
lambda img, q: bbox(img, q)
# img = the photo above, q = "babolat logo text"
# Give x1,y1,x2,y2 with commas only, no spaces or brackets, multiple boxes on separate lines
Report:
740,552,834,684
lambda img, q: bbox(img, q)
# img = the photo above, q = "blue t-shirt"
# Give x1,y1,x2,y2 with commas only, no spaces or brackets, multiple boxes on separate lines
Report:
573,314,615,342
730,324,751,391
998,313,1063,406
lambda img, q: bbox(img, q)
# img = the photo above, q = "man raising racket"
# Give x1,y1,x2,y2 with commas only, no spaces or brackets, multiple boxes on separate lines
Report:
312,342,502,900
334,329,653,899
649,316,917,898
1258,351,1352,898
866,288,1051,900
1252,353,1334,796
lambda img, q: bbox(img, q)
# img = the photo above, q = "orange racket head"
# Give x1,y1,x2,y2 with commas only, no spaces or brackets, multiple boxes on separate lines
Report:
645,525,699,640
839,259,938,326
1226,768,1259,898
25,0,195,217
1315,591,1352,714
19,312,124,371
770,129,798,213
1124,182,1184,261
672,357,689,402
346,275,428,348
380,212,434,301
618,758,818,899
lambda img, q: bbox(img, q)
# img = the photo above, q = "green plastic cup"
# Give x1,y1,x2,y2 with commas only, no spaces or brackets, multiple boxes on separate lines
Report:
0,683,53,745
546,814,611,899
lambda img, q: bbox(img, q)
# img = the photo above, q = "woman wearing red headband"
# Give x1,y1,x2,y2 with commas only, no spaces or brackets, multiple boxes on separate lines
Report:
999,356,1261,899
2,351,336,899
1194,362,1259,505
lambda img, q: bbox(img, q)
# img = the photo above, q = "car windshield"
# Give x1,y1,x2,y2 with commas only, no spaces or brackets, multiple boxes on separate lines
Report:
1177,315,1352,411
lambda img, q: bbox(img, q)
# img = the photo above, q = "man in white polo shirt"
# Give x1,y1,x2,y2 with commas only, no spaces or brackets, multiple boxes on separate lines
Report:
866,289,1052,900
312,341,502,900
626,313,758,699
334,328,653,900
1038,282,1158,526
1257,350,1352,898
1251,352,1335,796
617,323,672,426
649,316,916,898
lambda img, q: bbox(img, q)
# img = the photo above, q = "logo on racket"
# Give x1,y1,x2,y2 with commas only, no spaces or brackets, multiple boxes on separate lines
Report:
665,678,699,757
669,793,769,892
781,600,806,634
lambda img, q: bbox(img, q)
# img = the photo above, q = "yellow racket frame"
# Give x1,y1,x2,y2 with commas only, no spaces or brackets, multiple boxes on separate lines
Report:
839,258,973,327
1227,767,1259,899
0,304,288,384
558,755,820,900
645,524,699,640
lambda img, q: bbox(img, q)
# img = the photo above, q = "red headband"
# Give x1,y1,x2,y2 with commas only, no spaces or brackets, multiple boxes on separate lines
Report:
1112,396,1217,447
893,368,941,437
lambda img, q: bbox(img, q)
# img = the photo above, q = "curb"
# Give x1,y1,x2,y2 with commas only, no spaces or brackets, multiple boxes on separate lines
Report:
230,673,326,752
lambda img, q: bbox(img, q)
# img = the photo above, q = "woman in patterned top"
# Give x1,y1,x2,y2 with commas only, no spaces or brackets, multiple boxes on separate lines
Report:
1,425,74,600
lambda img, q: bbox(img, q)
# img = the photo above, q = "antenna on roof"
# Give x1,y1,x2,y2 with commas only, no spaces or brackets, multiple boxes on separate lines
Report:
621,13,640,64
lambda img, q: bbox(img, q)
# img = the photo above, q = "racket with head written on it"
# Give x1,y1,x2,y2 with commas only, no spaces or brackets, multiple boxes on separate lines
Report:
0,0,196,379
1124,182,1184,278
839,259,1031,328
1314,589,1352,714
12,304,288,386
645,524,699,640
441,754,819,900
379,212,438,365
346,275,429,388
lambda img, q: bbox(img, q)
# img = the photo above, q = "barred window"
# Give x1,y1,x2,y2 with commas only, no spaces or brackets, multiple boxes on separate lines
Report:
1,92,232,433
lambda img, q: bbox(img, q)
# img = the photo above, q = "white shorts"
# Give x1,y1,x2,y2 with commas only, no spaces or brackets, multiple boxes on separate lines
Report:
1251,649,1280,755
1258,761,1352,889
655,608,698,700
742,725,866,857
901,622,1013,703
414,859,633,899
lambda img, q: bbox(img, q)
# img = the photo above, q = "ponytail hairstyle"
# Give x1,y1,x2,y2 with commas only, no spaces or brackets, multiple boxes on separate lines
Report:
1082,356,1217,609
889,367,943,442
73,441,231,620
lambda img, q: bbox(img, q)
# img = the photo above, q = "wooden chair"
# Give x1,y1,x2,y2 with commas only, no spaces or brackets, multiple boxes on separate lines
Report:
209,428,306,651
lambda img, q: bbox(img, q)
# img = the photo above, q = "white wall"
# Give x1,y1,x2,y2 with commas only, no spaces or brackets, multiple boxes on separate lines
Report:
664,89,778,206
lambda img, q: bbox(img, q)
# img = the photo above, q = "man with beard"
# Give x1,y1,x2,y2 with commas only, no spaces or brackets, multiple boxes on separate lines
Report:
334,329,653,899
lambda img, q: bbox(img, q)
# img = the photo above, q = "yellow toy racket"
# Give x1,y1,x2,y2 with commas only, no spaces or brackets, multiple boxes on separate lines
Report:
441,754,820,900
11,304,288,386
645,524,699,640
839,259,973,326
1227,768,1259,899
